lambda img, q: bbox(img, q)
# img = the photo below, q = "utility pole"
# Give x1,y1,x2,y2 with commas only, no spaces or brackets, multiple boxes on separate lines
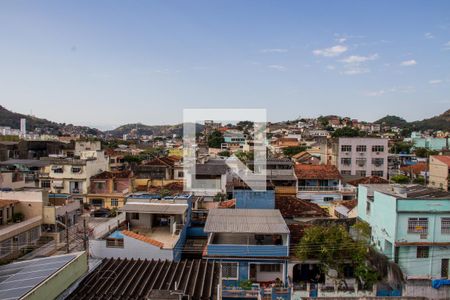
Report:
65,212,69,253
83,218,87,252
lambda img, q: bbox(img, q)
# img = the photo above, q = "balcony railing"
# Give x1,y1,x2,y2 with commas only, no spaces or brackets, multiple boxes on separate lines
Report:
207,244,288,257
298,186,339,191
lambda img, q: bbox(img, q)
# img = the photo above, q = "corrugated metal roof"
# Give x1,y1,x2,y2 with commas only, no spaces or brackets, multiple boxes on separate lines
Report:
204,208,289,234
120,202,188,214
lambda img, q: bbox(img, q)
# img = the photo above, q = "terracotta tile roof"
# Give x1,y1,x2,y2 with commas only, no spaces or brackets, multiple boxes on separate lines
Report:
432,155,450,167
91,170,132,180
294,164,342,180
346,176,389,186
0,199,19,209
121,230,164,248
340,199,357,210
218,199,236,208
400,162,428,175
275,195,329,218
147,181,184,194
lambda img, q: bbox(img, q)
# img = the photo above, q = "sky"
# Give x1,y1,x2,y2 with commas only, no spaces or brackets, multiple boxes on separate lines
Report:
0,1,450,130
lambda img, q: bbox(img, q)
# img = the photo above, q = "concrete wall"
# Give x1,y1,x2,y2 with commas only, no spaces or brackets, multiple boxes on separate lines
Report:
89,234,173,260
429,156,449,191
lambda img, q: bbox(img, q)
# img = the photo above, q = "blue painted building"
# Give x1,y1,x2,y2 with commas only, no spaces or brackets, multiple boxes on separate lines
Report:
204,208,290,288
358,184,450,280
410,132,449,151
234,189,275,209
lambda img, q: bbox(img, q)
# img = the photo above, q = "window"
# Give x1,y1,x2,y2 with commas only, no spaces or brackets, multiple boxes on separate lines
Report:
356,145,367,152
52,166,63,173
372,145,385,152
341,158,352,166
341,170,351,176
111,199,119,207
356,158,366,167
356,170,366,177
442,218,450,234
408,218,428,233
90,199,104,207
221,262,238,279
260,264,281,272
71,167,82,173
341,145,352,152
442,259,449,278
96,182,106,190
372,158,384,166
131,213,139,220
29,226,40,242
178,171,184,178
371,171,384,177
366,201,371,215
41,180,51,188
324,197,334,202
416,246,429,258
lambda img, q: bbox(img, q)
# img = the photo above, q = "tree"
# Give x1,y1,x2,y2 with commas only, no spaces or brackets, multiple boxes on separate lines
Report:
317,116,329,128
123,155,143,164
208,130,224,148
414,147,439,158
296,225,378,289
332,127,364,138
391,174,410,184
218,150,231,157
282,146,307,157
390,141,413,154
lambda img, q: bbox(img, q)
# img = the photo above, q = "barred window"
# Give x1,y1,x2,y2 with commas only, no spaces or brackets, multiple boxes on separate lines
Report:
222,262,238,279
372,158,384,166
372,145,385,152
371,171,384,177
341,158,352,166
408,218,428,233
41,180,51,188
356,145,367,152
442,218,450,234
259,264,281,272
341,145,352,152
417,246,429,258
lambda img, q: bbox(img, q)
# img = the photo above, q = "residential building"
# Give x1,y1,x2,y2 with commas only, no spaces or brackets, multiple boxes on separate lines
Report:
86,170,133,209
410,132,449,151
203,209,290,290
135,156,182,180
330,137,389,179
248,158,297,194
429,155,450,191
358,184,450,280
185,158,229,199
295,164,354,206
39,150,108,202
0,190,45,260
89,194,192,261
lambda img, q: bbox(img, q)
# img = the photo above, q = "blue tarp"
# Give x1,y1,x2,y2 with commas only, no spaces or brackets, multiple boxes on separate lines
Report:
432,279,450,289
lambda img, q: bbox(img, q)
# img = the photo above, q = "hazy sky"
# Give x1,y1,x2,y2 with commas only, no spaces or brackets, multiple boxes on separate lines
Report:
1,1,450,130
